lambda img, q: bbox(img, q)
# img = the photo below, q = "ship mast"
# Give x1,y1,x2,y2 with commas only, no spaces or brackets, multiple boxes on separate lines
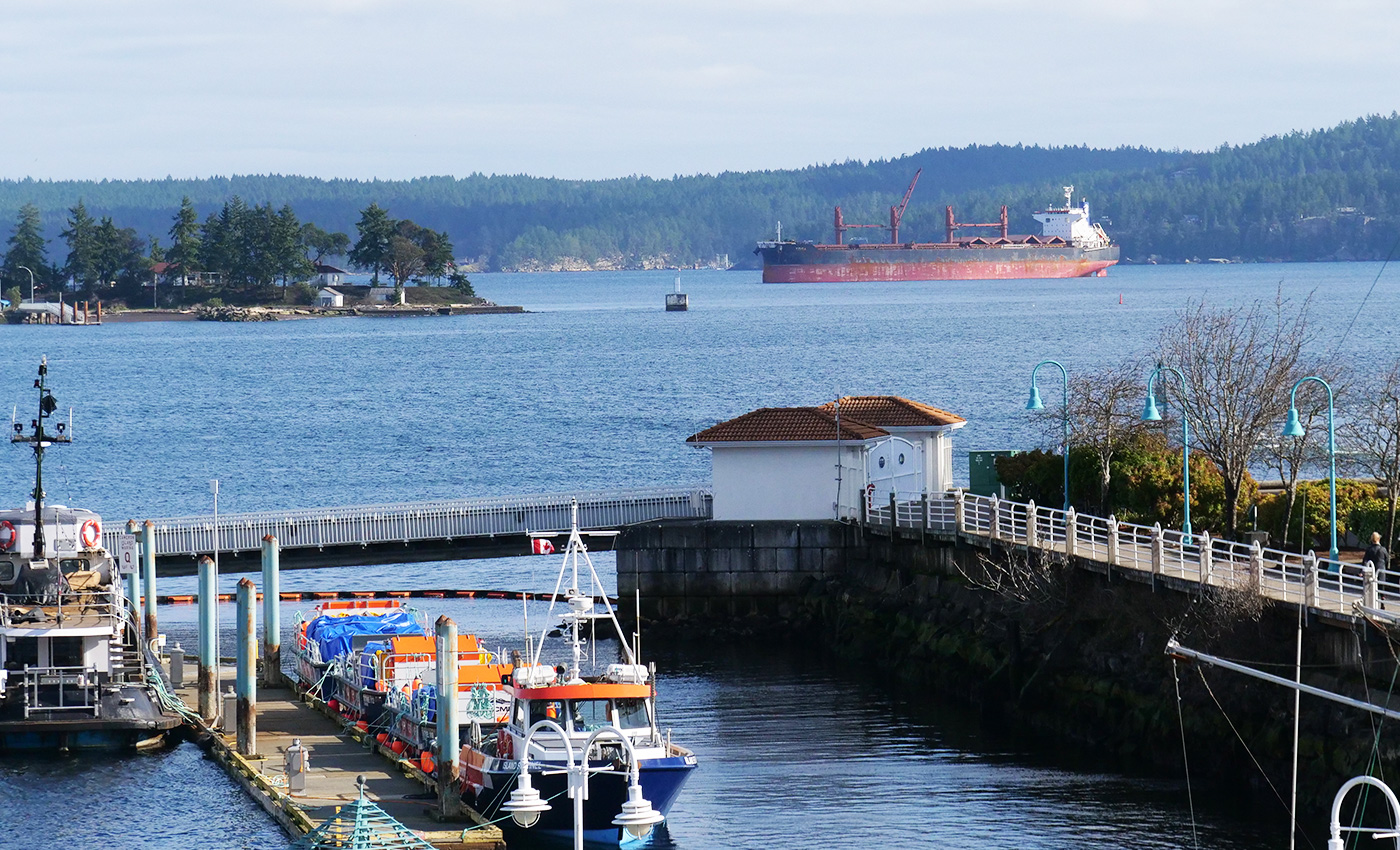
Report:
11,358,71,558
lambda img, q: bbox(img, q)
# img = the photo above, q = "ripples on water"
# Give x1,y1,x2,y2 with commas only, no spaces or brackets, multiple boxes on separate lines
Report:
3,265,1386,847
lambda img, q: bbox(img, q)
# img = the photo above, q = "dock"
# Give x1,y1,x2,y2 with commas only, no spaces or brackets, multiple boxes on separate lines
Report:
178,670,503,849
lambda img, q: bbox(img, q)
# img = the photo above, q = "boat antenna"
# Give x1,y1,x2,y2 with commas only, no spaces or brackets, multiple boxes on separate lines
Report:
12,358,71,558
522,591,532,662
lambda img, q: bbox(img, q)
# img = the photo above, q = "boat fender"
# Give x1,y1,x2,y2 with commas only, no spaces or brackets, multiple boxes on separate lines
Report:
79,519,101,549
421,751,435,775
0,520,14,551
497,729,513,759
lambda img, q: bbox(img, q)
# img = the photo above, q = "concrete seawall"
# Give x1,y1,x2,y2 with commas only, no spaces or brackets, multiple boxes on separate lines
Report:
619,519,1400,816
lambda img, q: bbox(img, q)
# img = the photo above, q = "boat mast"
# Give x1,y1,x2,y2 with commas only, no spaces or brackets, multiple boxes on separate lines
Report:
11,358,71,558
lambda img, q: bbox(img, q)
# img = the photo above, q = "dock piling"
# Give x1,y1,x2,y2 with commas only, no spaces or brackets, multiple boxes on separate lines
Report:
236,577,257,756
142,520,157,643
198,554,217,720
435,615,461,816
124,520,141,632
261,534,281,687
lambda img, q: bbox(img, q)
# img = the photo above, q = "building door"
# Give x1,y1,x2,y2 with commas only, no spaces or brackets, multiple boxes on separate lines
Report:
866,437,923,503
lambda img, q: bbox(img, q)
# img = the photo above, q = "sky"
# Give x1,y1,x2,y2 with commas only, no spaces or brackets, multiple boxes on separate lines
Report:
1,0,1398,182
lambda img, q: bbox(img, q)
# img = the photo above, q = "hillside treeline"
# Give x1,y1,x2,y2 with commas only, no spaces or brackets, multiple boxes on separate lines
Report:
2,113,1399,272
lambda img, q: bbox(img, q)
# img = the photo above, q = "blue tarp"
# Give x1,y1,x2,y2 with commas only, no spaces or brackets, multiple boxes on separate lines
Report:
306,612,424,662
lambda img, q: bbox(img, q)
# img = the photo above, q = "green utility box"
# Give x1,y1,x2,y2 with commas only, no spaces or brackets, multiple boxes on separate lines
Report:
968,450,1020,498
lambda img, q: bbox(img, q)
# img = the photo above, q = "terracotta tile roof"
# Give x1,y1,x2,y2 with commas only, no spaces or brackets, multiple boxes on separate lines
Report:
686,407,888,444
819,396,965,427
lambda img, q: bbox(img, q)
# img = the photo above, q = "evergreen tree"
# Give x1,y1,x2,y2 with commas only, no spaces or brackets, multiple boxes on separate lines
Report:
2,203,49,297
60,200,99,291
166,196,202,282
301,222,350,267
349,203,395,284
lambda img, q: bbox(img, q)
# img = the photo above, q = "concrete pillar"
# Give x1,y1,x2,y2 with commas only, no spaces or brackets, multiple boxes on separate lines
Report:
953,490,966,537
261,535,281,687
1151,523,1164,576
1364,563,1379,609
1250,542,1265,591
919,492,929,541
1199,530,1213,584
198,555,218,721
236,578,257,756
435,616,460,814
889,492,897,530
1065,508,1078,558
142,520,157,645
989,496,1001,541
1025,500,1038,548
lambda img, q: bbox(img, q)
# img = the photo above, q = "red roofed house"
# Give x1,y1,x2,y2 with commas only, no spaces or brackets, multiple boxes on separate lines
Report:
686,396,965,522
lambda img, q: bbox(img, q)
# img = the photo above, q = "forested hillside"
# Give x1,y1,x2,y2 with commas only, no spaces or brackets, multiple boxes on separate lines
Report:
2,113,1398,273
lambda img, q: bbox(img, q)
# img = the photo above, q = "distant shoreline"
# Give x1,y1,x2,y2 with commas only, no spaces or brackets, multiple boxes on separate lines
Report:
95,304,526,323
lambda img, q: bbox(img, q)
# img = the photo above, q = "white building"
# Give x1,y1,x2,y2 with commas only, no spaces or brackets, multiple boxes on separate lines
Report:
315,263,348,287
686,397,965,522
316,287,344,307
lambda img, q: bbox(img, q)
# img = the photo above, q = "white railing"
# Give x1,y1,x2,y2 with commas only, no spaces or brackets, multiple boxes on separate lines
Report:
870,490,1384,621
105,486,713,558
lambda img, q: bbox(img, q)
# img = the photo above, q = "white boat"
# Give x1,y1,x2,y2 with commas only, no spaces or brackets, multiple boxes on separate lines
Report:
0,359,183,751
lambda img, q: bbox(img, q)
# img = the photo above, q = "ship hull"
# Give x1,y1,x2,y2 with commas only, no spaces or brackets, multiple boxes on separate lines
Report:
757,243,1119,282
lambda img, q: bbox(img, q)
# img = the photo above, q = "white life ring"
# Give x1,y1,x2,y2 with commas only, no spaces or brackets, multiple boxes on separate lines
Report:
80,519,101,549
0,521,14,551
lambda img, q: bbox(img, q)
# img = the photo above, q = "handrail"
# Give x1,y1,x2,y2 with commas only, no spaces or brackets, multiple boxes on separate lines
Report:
102,486,713,557
870,490,1379,621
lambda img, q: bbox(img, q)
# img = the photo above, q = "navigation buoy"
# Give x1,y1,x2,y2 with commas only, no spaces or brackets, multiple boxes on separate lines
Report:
1119,293,1123,305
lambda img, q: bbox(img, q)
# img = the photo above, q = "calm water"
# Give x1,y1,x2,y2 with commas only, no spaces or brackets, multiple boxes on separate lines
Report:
3,263,1395,849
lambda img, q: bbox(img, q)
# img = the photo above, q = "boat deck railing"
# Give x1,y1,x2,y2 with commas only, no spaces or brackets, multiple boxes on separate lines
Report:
21,664,101,718
0,588,120,630
865,490,1392,621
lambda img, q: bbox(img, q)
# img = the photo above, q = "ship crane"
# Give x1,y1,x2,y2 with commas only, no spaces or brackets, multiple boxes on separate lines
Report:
833,168,922,246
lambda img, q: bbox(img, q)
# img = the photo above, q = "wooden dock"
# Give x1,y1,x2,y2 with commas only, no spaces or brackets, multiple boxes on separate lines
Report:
177,670,503,849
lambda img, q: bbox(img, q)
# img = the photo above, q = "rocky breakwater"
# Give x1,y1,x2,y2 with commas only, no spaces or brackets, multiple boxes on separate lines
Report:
195,305,281,322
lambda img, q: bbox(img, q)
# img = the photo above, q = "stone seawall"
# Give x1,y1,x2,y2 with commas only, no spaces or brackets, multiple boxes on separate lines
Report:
619,519,1400,815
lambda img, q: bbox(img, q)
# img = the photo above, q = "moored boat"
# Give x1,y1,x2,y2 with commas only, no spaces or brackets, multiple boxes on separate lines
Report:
293,598,427,722
460,500,697,845
0,359,184,751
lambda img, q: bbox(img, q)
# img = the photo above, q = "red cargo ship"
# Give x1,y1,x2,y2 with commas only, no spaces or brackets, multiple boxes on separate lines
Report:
755,176,1119,282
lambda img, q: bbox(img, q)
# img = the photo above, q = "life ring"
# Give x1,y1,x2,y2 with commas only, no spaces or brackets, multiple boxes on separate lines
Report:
0,521,15,551
497,729,514,759
80,519,101,549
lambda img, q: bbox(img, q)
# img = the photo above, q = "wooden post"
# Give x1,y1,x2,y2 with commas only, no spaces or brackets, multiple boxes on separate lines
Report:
236,578,257,756
95,300,102,323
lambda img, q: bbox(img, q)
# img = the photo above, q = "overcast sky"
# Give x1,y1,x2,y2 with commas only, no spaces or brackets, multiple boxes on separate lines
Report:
1,0,1397,182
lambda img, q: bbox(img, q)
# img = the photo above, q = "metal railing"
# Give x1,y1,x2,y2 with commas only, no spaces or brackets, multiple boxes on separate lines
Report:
105,486,713,558
0,587,120,629
869,490,1385,621
22,665,101,717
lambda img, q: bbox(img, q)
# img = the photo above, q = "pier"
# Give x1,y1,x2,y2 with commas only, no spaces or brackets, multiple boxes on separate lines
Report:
113,486,712,573
180,672,504,849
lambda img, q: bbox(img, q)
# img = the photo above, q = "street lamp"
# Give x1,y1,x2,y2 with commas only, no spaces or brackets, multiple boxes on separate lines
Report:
500,720,664,850
1142,365,1192,544
1026,359,1070,511
16,265,35,302
1282,376,1338,563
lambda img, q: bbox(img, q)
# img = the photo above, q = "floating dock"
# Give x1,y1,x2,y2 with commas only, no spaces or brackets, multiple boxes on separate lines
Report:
179,670,503,849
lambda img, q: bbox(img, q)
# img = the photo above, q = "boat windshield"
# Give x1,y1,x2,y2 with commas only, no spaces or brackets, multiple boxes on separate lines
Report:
523,698,651,734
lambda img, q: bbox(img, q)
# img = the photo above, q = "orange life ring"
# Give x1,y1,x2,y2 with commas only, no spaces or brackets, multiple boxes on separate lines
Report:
0,520,15,551
80,519,101,549
497,729,513,759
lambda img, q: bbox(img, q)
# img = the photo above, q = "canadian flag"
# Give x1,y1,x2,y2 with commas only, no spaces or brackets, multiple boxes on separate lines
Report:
531,538,556,555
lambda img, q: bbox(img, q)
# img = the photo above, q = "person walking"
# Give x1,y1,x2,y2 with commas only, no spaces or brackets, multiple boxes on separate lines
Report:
1365,531,1391,589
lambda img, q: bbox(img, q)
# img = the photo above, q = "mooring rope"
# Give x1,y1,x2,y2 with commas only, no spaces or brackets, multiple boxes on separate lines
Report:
1173,657,1201,850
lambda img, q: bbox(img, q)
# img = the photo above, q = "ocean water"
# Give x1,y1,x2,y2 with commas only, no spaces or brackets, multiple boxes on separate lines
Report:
3,262,1395,849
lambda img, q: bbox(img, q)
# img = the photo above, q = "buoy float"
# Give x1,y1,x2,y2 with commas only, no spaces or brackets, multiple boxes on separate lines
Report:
390,740,407,754
327,699,339,712
356,720,368,732
376,732,389,744
420,751,435,774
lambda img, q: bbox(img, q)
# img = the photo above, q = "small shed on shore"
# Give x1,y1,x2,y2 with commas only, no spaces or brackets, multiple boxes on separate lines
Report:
316,287,344,307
